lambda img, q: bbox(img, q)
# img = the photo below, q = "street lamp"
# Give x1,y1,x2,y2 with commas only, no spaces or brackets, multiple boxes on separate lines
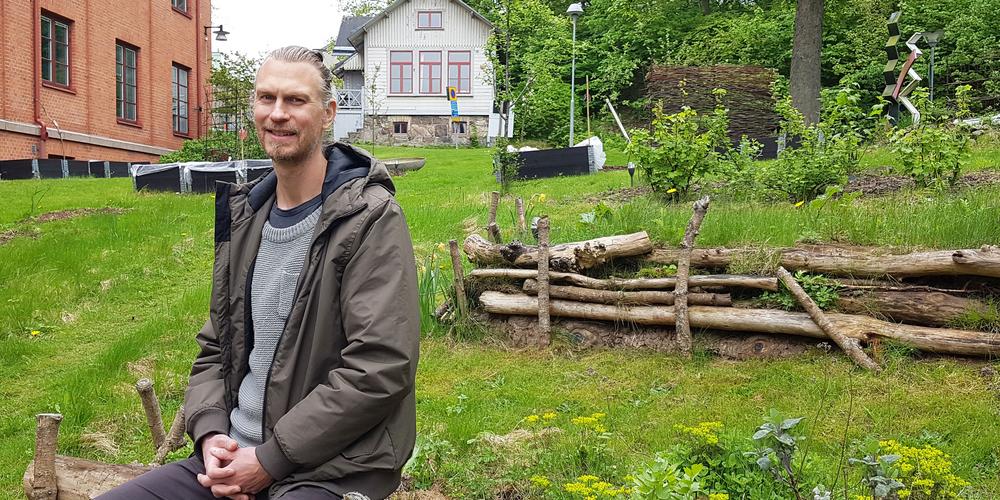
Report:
203,25,230,42
567,2,583,147
922,30,943,102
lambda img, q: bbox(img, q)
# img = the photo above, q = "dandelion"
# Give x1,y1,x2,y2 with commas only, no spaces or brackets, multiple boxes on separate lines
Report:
524,414,540,423
437,242,446,252
30,330,41,337
538,193,547,203
794,200,805,207
666,188,678,194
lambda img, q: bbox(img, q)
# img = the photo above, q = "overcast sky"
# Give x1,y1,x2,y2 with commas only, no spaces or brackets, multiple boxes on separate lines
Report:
210,0,345,57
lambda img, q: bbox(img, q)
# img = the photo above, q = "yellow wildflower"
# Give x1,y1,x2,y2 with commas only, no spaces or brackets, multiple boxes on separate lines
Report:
437,242,446,252
709,494,730,500
524,414,540,423
538,193,547,203
542,412,557,420
794,200,805,207
529,475,551,488
666,188,678,194
30,330,41,337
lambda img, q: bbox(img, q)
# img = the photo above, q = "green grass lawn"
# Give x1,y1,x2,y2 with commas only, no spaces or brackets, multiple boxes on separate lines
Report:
0,147,997,499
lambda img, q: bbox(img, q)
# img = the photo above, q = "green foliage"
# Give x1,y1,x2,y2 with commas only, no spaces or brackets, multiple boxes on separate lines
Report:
417,250,448,335
159,131,266,163
746,410,807,499
403,432,455,490
878,439,972,499
626,89,730,196
888,123,970,189
849,441,906,499
798,185,863,243
629,458,706,499
758,271,839,311
492,138,523,193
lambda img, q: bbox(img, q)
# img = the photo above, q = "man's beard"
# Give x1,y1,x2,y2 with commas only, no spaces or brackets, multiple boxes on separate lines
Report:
266,131,321,163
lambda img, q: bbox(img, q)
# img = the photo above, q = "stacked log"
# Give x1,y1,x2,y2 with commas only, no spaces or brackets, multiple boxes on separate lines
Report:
460,231,999,360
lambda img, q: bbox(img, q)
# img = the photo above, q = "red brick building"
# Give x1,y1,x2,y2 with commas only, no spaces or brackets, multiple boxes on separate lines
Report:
0,0,213,163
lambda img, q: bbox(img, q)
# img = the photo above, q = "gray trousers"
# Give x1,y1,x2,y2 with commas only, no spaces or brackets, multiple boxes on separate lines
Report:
94,457,342,500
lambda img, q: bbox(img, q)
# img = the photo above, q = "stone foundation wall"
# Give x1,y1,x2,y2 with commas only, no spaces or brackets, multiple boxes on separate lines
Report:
348,115,488,146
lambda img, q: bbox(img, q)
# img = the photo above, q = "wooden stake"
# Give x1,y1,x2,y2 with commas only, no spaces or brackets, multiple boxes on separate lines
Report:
154,406,187,465
676,196,710,357
488,191,502,243
537,216,551,335
516,197,526,232
777,267,881,371
449,240,468,317
135,378,166,451
30,413,62,500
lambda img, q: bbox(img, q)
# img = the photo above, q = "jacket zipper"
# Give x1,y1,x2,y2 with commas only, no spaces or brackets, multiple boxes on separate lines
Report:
259,204,367,443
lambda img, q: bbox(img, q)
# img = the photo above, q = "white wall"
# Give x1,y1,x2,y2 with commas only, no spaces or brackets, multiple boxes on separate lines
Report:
361,0,495,117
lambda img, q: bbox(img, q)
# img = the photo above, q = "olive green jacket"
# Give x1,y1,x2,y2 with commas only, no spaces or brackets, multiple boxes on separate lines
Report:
184,143,419,500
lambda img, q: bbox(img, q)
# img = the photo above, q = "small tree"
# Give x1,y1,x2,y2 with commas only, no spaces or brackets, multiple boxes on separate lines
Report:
364,63,385,155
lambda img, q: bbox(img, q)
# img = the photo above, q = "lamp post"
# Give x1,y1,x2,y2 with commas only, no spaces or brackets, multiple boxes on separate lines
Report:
922,30,943,102
567,2,583,147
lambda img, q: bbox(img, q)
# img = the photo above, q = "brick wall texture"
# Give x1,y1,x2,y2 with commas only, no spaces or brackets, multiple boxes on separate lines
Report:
1,0,212,162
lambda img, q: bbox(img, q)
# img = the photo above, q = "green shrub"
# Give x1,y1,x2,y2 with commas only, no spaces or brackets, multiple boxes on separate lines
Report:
888,124,970,189
492,138,523,193
626,89,730,197
757,271,839,311
159,130,266,163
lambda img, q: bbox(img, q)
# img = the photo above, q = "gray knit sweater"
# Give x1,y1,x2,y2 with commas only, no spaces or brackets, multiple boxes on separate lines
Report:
230,207,321,447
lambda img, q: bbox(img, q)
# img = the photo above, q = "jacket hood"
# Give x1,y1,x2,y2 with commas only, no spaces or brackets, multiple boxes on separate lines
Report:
246,142,394,212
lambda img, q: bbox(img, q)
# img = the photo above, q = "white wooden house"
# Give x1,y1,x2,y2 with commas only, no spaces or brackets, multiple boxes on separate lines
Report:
331,0,510,145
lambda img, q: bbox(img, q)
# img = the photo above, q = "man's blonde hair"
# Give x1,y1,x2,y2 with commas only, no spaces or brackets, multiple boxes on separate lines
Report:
257,45,335,107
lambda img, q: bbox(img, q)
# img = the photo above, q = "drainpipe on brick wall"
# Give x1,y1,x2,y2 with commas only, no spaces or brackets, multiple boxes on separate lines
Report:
32,0,49,157
194,0,202,138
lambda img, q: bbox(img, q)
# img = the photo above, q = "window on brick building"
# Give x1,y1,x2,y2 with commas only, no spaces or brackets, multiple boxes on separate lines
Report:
393,121,408,134
172,64,190,135
172,0,188,14
116,42,139,123
41,13,71,87
451,121,468,134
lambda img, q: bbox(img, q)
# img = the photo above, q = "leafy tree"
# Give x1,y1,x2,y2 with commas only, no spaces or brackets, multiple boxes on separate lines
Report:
341,0,388,16
790,0,824,125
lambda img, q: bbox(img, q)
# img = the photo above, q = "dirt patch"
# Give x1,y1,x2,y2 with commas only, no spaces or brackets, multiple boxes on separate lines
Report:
582,186,652,205
33,207,127,222
845,169,1000,196
0,207,127,246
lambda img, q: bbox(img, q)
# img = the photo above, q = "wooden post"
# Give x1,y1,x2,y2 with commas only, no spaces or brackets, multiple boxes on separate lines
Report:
154,406,187,465
488,191,502,243
777,267,882,371
135,378,167,451
516,197,526,232
675,196,710,357
537,216,551,336
30,413,62,500
448,240,468,317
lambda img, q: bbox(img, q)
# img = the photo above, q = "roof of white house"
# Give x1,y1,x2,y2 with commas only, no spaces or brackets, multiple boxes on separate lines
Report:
347,0,493,47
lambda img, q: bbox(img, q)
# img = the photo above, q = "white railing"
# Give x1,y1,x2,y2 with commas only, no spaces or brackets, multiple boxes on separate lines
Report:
335,89,363,110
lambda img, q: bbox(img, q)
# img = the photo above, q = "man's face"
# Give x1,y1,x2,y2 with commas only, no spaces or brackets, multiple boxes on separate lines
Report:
252,59,336,163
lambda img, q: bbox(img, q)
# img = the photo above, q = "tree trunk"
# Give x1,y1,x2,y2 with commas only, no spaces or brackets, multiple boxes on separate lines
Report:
24,456,151,500
522,279,731,306
789,0,824,125
698,0,711,15
645,245,1000,279
468,268,778,291
464,232,653,272
837,291,990,327
477,291,1000,357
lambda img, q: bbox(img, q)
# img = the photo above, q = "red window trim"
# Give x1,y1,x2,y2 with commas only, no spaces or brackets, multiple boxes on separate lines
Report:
116,40,141,126
389,51,412,95
448,50,472,95
40,10,74,91
416,10,443,29
418,51,442,95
